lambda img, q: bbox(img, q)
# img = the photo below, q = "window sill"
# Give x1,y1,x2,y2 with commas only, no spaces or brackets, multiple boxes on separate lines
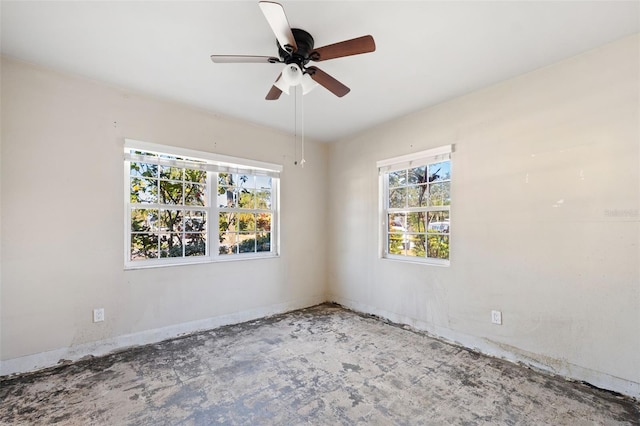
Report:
124,253,280,270
381,255,450,267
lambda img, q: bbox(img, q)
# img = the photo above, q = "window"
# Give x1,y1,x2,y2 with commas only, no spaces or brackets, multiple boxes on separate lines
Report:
217,173,273,255
378,145,452,265
124,140,280,268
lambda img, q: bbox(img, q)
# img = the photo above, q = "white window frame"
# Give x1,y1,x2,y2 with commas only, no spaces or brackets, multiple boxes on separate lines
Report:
124,139,281,269
378,145,452,266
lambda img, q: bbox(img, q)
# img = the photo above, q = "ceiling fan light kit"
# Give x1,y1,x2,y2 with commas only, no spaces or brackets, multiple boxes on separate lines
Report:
210,1,376,100
273,64,318,95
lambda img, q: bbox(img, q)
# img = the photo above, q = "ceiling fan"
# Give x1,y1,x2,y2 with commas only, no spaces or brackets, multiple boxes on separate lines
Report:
210,1,376,100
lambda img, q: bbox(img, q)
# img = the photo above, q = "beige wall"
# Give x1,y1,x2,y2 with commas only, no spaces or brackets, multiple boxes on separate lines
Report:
327,34,640,397
0,56,328,369
2,34,639,398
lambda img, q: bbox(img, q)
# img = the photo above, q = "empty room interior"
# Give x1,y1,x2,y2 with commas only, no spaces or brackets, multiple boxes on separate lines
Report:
1,1,639,424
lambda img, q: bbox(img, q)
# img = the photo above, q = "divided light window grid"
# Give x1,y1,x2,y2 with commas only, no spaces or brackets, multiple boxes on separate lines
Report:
125,141,280,268
129,151,209,261
217,173,273,255
379,146,451,265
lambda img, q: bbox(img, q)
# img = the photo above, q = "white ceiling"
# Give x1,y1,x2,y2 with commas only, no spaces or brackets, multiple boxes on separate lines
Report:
2,1,639,142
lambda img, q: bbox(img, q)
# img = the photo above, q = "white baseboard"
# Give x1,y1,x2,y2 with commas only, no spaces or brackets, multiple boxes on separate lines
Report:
3,294,638,400
329,295,640,400
0,295,325,377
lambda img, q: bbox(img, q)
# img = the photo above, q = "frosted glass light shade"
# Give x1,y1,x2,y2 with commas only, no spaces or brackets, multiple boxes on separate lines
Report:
301,73,319,95
274,63,317,95
273,73,290,95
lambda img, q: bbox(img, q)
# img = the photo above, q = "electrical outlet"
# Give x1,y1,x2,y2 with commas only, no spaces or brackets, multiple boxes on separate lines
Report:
491,310,502,325
93,308,105,323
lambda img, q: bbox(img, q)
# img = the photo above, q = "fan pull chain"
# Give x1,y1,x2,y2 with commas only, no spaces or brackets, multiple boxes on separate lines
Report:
294,84,298,165
293,85,305,168
300,85,306,168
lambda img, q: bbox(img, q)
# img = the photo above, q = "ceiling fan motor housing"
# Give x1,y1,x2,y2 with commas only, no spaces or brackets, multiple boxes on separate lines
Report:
279,28,315,68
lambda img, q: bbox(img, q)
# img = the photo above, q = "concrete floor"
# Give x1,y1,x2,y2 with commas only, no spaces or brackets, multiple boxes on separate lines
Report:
1,304,638,425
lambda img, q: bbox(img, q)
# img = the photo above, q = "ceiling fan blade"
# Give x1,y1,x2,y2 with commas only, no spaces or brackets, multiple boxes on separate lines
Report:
266,73,283,100
259,1,297,53
311,35,376,61
266,85,283,100
306,66,350,97
210,55,280,64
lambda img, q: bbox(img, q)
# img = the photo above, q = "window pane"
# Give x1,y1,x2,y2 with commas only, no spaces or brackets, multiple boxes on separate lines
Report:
219,212,237,233
429,161,451,182
130,233,158,260
407,185,428,208
130,162,157,178
130,178,158,203
429,182,450,206
235,174,253,189
427,211,450,233
408,166,427,184
406,212,426,233
388,187,406,208
131,209,158,232
238,213,256,232
257,232,271,252
185,169,206,183
160,210,183,232
256,213,271,232
388,170,406,187
255,190,271,209
238,234,256,253
218,173,233,186
427,234,449,260
388,233,406,255
160,234,183,258
256,176,272,189
183,211,206,232
219,233,237,255
406,234,426,257
159,165,183,180
218,186,237,208
389,213,405,232
160,180,183,205
185,183,206,206
185,233,206,257
238,190,255,209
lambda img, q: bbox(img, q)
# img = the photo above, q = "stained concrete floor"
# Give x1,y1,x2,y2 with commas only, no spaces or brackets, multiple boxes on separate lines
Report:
1,304,638,425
